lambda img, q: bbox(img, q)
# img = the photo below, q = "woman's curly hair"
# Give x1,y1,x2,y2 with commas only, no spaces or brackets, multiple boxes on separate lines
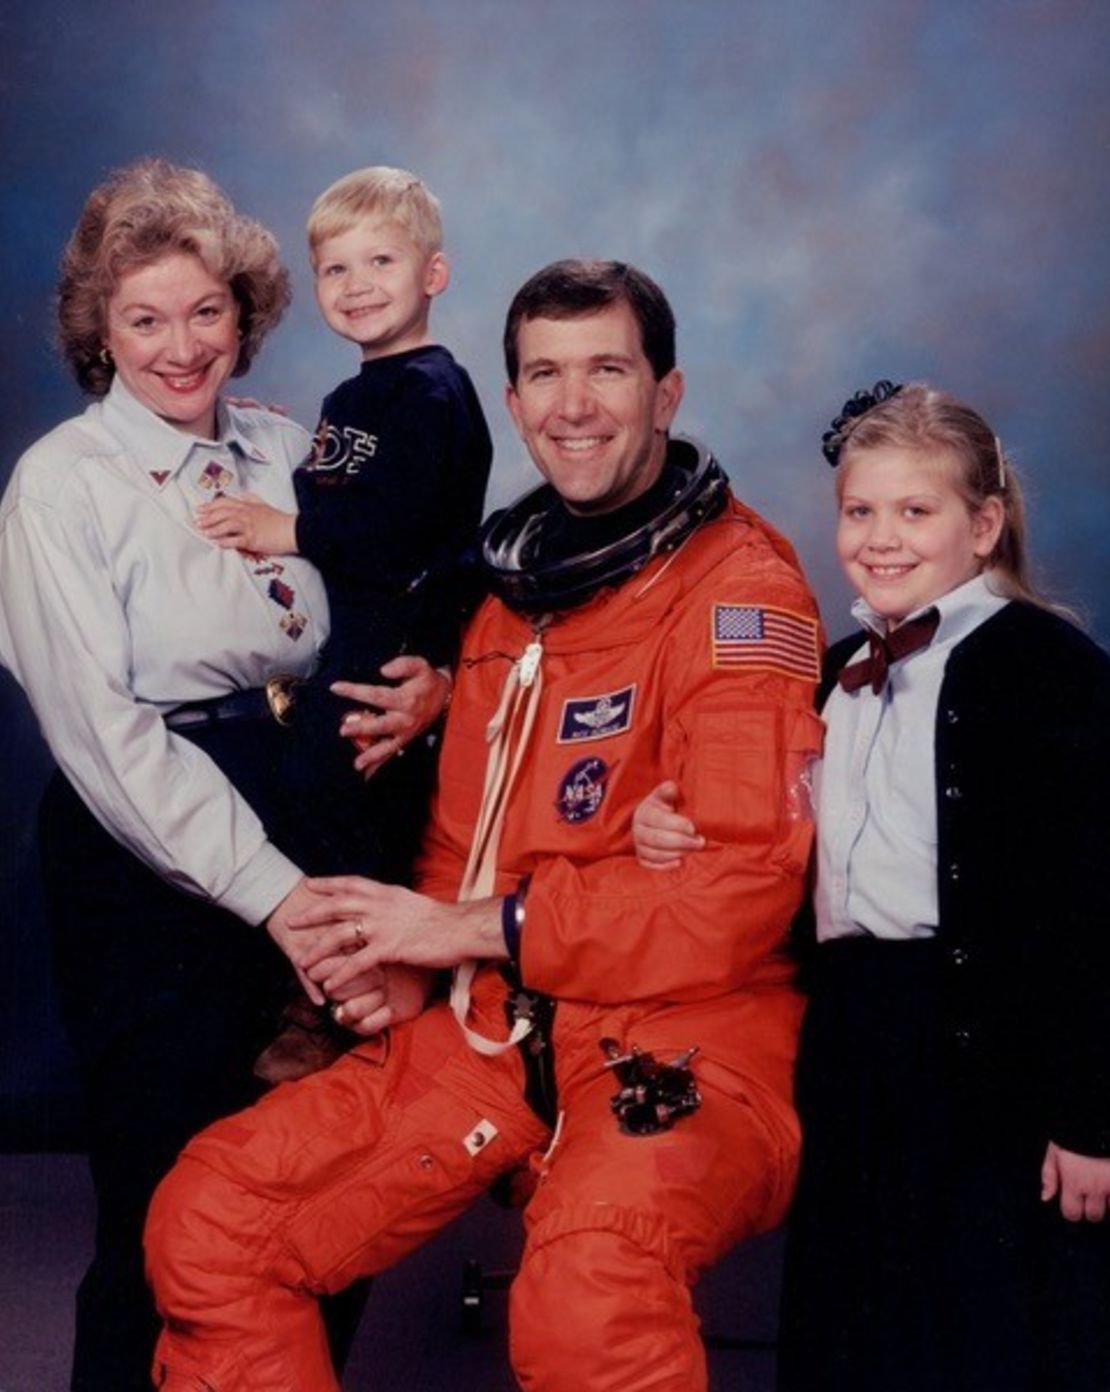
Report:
57,157,291,395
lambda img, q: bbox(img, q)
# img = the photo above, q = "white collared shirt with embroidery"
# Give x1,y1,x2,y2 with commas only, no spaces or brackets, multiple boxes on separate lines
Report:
0,377,330,924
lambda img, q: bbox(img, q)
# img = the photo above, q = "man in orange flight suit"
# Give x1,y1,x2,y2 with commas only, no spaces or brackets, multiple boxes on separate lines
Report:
145,259,824,1392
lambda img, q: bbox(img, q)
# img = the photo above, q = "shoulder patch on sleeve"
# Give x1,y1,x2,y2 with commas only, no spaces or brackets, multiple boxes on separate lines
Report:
711,603,820,681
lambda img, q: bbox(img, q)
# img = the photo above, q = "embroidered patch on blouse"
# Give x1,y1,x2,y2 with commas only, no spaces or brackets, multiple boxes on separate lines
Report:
268,578,295,610
198,461,234,493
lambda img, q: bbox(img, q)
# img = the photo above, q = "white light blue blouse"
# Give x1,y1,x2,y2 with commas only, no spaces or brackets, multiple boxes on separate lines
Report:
815,572,1009,942
0,377,329,924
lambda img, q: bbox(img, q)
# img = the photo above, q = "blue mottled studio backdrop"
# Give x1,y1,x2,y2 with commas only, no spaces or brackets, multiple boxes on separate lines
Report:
2,0,1108,1133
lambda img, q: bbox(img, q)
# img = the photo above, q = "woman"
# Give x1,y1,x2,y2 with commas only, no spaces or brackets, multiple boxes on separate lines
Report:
0,159,443,1390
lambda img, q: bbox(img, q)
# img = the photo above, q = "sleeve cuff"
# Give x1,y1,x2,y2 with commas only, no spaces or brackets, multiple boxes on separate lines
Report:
500,873,532,966
216,842,302,926
501,893,523,964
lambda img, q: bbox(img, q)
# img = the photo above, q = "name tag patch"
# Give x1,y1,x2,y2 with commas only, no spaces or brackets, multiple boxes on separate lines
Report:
557,685,636,743
555,756,610,824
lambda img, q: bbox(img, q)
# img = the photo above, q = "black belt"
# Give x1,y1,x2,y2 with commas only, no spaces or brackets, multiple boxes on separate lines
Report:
165,677,302,731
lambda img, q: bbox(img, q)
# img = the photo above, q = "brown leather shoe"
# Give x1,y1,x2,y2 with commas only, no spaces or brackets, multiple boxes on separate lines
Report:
253,995,354,1084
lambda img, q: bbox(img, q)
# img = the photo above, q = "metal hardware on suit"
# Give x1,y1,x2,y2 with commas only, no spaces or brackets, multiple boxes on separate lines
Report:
506,987,558,1127
599,1038,702,1136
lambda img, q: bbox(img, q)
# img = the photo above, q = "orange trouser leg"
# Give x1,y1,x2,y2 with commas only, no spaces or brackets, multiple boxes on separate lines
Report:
145,1006,548,1392
509,1051,798,1392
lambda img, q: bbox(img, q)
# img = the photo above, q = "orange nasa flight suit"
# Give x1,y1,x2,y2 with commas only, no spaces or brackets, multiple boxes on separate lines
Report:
145,492,823,1392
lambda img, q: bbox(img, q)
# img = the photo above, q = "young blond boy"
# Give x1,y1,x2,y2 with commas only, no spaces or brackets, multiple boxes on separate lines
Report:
198,166,492,884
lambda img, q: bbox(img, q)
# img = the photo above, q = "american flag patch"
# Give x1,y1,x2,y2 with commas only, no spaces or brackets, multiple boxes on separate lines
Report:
711,604,820,681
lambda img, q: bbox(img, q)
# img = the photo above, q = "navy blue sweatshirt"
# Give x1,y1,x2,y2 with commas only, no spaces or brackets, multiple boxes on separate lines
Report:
294,344,492,682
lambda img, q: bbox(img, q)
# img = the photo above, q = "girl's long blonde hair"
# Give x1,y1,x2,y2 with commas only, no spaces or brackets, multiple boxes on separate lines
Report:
836,383,1050,608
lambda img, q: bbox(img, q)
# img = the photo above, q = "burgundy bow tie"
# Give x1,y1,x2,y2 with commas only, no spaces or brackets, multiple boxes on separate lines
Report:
838,608,940,695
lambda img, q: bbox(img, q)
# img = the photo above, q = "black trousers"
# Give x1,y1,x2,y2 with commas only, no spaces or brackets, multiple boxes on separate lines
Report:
278,678,435,882
40,718,368,1392
777,937,1110,1392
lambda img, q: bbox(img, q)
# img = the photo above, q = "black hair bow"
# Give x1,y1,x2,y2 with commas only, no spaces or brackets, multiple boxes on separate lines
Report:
821,379,902,466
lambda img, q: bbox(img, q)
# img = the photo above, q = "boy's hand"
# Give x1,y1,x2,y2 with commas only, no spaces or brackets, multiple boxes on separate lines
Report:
1041,1140,1110,1221
196,492,298,555
632,780,704,869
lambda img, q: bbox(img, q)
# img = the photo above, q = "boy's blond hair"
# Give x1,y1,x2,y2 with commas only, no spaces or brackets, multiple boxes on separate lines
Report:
307,166,443,262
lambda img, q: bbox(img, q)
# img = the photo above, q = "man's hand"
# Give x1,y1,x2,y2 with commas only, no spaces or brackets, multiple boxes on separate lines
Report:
196,492,298,555
266,878,391,1009
632,780,704,869
1041,1141,1110,1221
288,875,505,998
335,657,453,779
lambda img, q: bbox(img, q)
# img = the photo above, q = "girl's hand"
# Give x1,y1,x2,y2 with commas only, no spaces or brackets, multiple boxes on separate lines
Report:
334,657,452,779
632,780,704,869
196,492,298,555
1041,1140,1110,1221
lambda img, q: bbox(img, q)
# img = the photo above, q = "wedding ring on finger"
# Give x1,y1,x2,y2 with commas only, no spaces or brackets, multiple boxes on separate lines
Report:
330,1001,346,1026
340,919,367,958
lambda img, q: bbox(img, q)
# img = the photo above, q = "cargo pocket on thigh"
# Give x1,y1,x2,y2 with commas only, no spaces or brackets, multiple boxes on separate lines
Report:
692,1057,799,1240
280,1084,519,1294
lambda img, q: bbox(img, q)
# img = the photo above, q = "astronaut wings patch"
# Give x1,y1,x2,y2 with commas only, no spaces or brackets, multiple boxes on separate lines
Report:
558,684,636,743
711,604,820,681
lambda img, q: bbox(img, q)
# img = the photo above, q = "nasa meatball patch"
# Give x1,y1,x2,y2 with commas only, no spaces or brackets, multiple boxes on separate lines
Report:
555,756,610,823
557,685,636,743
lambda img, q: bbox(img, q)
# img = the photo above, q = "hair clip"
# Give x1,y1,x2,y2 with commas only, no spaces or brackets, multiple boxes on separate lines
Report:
821,379,902,466
993,435,1007,490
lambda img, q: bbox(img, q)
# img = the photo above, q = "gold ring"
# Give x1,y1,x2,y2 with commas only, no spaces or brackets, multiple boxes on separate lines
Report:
330,1001,346,1026
352,919,366,948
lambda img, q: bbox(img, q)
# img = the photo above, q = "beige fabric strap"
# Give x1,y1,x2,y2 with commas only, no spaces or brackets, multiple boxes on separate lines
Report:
450,635,544,1055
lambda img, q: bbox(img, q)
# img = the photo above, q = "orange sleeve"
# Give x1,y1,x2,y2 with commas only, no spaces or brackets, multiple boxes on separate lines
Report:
521,585,823,1006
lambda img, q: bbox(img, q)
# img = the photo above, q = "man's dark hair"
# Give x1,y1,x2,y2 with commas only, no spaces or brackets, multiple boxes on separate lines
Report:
503,259,676,384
